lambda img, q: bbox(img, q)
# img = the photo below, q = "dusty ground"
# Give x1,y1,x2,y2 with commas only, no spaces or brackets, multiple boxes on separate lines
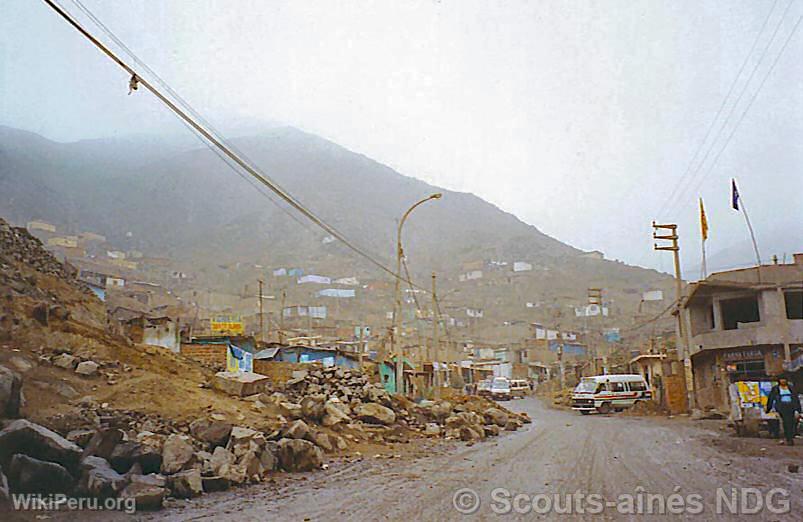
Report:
29,396,800,521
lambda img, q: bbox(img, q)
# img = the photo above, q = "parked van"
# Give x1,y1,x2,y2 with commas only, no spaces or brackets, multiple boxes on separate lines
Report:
571,374,651,414
510,379,530,399
490,377,512,401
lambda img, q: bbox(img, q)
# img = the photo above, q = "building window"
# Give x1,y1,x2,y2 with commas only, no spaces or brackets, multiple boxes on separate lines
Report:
727,359,766,381
785,291,803,320
720,296,760,330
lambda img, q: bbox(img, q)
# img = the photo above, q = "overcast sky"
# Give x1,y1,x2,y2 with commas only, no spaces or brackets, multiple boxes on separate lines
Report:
2,0,801,275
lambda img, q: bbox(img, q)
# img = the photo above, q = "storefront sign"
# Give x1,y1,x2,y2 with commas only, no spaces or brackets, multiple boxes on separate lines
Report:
722,348,762,361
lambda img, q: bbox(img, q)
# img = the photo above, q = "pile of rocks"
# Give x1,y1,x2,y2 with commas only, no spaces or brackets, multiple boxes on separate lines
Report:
270,366,530,442
0,362,331,511
0,218,83,289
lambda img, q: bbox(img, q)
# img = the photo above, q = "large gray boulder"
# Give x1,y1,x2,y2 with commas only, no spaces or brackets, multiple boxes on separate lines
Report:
208,446,236,475
110,441,162,474
189,420,232,448
0,419,82,473
300,395,326,421
7,454,74,494
119,475,166,511
0,465,9,503
483,408,509,427
75,361,100,377
282,419,312,441
226,427,266,458
79,456,127,498
428,401,454,421
52,354,78,370
276,438,324,472
354,403,396,425
160,434,195,475
322,400,351,426
0,365,22,418
167,469,203,499
82,428,124,461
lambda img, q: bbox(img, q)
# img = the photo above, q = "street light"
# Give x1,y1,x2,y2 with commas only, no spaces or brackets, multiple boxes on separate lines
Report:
393,193,442,395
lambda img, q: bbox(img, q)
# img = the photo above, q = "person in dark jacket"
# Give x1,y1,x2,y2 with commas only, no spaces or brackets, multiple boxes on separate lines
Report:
765,378,801,445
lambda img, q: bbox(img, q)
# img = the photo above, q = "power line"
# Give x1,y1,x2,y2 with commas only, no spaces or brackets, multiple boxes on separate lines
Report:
68,0,316,234
655,0,782,220
44,0,429,293
678,14,803,214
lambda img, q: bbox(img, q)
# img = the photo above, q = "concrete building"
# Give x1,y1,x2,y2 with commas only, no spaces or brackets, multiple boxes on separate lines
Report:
683,254,803,411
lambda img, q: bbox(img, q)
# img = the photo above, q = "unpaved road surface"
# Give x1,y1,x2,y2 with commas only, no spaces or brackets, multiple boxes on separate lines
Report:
31,397,803,520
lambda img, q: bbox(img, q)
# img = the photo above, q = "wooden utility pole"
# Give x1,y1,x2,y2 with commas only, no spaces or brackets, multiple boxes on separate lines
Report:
431,272,441,397
587,288,603,373
652,221,693,409
279,289,286,344
258,279,264,343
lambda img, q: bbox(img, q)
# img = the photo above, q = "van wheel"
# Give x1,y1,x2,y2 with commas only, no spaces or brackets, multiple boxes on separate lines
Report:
580,410,591,415
597,403,612,414
614,408,624,412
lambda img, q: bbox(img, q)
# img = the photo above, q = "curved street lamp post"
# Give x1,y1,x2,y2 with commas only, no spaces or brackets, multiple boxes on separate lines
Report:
393,193,442,395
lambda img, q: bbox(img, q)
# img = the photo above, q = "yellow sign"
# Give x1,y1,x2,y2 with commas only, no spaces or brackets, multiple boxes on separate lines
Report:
210,318,244,334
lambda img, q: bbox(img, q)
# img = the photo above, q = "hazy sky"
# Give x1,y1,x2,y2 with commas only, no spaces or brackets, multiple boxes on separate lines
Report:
2,0,802,274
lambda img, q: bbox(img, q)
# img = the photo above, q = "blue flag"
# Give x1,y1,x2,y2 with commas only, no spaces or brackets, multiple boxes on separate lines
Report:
731,179,740,210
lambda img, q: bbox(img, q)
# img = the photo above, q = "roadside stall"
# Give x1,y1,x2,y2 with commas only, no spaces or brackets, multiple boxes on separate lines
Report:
729,380,776,437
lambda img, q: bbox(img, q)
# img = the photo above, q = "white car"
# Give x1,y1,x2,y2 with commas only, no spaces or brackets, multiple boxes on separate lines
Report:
490,377,512,401
571,374,652,414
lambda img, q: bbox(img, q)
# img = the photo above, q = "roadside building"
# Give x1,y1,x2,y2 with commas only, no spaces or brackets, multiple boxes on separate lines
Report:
682,254,803,411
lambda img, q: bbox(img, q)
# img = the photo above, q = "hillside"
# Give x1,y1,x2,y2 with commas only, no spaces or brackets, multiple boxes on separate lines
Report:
0,124,675,337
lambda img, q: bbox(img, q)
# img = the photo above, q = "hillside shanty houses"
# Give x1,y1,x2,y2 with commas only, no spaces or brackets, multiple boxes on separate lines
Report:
124,316,180,352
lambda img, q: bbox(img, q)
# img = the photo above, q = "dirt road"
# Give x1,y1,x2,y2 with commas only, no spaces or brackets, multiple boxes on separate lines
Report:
87,398,803,520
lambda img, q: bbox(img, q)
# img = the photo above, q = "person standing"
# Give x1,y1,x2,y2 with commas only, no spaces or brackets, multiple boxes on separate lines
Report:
766,378,801,445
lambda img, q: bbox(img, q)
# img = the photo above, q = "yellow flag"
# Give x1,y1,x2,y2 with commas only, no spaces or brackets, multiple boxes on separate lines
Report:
699,198,708,241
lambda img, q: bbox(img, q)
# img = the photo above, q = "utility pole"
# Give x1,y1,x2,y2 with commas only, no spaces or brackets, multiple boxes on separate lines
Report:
588,288,603,373
279,289,286,344
431,272,441,398
653,221,694,410
258,279,264,344
392,193,443,396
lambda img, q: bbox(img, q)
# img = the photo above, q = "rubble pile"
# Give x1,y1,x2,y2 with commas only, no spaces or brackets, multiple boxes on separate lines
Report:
0,219,83,289
273,366,531,443
0,360,327,511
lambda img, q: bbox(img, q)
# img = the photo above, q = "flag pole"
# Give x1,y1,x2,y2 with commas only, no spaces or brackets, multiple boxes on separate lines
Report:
701,235,707,280
699,197,708,280
732,179,762,282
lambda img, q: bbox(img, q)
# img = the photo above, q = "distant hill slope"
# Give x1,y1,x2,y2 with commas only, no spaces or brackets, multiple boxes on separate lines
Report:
0,124,666,290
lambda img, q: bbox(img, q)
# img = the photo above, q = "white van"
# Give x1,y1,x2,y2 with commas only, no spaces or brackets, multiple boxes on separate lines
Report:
571,374,651,414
